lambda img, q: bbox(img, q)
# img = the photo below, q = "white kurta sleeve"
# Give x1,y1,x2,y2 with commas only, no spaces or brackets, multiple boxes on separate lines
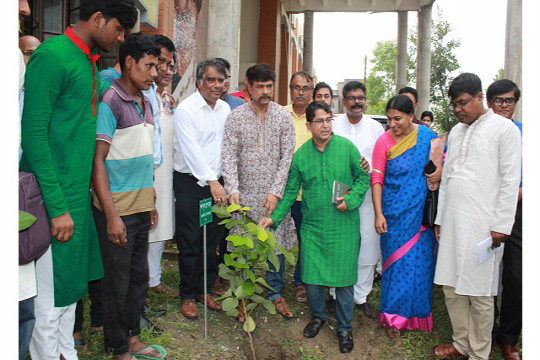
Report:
490,125,521,234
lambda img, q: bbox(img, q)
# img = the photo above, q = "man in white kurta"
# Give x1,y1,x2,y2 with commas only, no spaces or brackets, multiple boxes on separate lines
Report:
330,80,384,319
432,73,521,360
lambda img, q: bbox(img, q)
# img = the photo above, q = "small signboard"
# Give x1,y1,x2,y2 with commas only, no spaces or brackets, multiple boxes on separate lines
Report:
199,198,213,226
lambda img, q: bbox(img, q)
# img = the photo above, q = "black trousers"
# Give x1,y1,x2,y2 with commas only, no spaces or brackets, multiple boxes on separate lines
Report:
93,207,150,355
74,279,103,333
493,199,522,345
173,172,225,299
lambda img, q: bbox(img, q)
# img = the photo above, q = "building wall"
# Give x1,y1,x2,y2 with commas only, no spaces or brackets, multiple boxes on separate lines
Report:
140,0,175,39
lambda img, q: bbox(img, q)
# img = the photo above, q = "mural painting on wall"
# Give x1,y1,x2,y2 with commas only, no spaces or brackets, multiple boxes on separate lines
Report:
172,0,208,101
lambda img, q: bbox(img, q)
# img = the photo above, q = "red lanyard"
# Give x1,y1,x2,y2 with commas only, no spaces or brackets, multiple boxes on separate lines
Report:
65,27,101,116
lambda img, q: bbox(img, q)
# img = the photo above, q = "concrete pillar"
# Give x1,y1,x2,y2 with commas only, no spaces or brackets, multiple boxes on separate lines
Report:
207,0,242,89
257,0,282,92
416,4,432,117
396,11,408,93
504,0,522,121
278,24,289,106
303,11,314,76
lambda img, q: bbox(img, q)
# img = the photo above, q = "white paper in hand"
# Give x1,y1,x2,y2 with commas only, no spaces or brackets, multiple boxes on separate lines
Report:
477,236,504,264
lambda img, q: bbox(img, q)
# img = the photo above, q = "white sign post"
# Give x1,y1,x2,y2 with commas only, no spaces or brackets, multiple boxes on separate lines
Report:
199,198,213,340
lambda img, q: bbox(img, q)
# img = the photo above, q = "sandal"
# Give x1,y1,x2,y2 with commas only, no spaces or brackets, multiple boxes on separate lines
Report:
272,297,294,318
131,344,167,359
430,344,467,359
295,284,307,302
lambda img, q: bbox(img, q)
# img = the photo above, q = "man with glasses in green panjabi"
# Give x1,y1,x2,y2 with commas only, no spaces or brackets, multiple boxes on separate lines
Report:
259,101,370,353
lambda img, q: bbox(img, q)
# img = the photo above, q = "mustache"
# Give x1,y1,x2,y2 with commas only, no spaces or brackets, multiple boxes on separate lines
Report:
351,104,363,109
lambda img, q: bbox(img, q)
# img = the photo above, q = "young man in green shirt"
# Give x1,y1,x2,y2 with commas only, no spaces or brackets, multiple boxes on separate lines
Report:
260,101,370,353
20,1,137,358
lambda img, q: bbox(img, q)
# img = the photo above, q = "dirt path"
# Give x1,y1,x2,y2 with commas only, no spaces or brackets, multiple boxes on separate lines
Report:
78,244,512,359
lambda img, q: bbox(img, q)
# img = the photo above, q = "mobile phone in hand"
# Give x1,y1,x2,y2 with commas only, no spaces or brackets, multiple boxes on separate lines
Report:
424,160,436,174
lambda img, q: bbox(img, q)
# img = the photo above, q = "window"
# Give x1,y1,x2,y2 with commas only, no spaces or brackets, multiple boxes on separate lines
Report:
21,0,120,70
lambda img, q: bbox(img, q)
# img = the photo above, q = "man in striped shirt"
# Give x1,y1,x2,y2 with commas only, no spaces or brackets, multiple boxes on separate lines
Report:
91,34,166,360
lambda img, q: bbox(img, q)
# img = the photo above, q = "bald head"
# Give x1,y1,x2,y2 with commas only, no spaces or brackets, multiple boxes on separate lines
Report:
19,36,41,65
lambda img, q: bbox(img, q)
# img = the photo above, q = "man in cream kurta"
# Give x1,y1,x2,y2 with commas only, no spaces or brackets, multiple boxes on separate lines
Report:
432,73,521,360
331,81,383,319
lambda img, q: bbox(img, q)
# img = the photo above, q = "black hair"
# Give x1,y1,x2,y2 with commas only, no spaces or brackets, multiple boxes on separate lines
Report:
306,101,332,122
314,82,333,97
289,71,313,86
448,73,482,100
486,79,521,102
245,63,276,83
342,80,367,98
398,86,419,103
214,58,231,71
150,34,176,53
196,58,227,82
421,110,434,121
119,33,161,71
386,94,415,115
79,0,137,29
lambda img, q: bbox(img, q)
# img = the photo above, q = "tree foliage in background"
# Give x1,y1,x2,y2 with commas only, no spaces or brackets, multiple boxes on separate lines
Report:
424,8,461,134
365,40,414,115
365,7,461,136
493,68,505,81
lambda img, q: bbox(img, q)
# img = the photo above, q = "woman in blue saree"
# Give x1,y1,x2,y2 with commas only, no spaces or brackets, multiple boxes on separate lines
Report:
371,95,440,338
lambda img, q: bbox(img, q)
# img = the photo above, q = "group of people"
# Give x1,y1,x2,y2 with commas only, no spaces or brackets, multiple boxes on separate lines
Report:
17,0,522,359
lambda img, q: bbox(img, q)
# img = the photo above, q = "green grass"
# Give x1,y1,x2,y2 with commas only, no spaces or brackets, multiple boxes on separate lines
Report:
72,242,521,359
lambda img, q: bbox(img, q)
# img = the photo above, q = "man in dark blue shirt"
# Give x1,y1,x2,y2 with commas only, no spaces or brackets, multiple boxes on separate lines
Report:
487,79,522,360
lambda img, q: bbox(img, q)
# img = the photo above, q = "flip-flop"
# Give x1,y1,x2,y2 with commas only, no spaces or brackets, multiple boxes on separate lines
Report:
273,298,294,318
132,344,167,359
295,284,307,302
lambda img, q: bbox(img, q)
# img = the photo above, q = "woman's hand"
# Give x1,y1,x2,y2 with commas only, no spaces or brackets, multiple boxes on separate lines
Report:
375,213,387,234
426,165,442,191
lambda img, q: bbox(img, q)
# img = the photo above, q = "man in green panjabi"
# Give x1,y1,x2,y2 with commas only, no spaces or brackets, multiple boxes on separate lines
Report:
259,101,369,354
20,1,138,358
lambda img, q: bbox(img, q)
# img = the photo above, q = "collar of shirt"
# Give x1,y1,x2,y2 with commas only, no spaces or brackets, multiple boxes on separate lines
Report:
285,103,307,121
110,78,150,110
65,27,100,116
193,90,225,111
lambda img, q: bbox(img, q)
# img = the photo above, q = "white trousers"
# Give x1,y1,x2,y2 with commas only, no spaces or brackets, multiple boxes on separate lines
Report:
29,247,78,360
329,264,375,305
147,241,166,287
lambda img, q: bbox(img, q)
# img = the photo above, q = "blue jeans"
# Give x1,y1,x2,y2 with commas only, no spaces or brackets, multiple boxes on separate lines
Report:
305,283,354,332
265,254,285,301
19,297,35,360
291,201,303,286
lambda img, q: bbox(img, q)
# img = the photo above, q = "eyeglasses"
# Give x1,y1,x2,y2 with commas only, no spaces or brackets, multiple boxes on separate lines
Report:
310,118,333,125
204,76,225,84
491,97,517,106
290,85,313,93
449,92,477,110
346,96,366,102
21,49,34,56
